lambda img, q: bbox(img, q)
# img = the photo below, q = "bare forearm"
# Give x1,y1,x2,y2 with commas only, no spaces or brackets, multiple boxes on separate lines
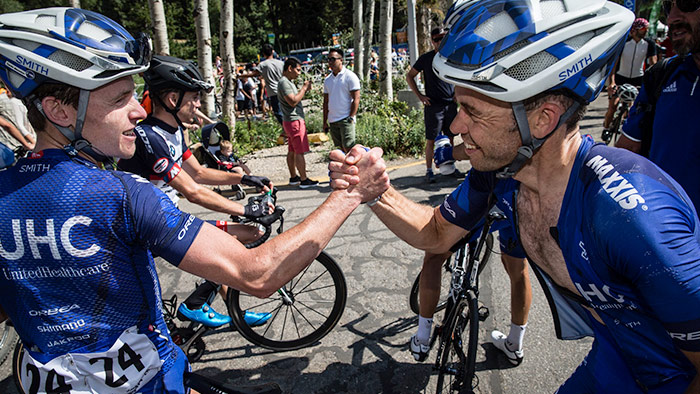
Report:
191,166,244,186
406,75,421,98
350,94,360,118
184,185,245,216
323,96,329,125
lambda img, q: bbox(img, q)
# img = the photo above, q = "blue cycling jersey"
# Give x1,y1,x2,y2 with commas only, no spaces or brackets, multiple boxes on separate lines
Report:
0,149,204,393
622,55,700,211
440,136,700,390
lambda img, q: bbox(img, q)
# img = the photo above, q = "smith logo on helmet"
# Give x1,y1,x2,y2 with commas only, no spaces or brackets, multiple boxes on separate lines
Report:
5,60,36,81
558,54,593,82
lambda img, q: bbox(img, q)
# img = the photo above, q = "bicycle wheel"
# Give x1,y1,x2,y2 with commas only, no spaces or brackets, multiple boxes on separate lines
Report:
227,251,347,351
409,261,452,315
435,296,480,394
0,320,17,365
606,111,623,146
12,340,25,393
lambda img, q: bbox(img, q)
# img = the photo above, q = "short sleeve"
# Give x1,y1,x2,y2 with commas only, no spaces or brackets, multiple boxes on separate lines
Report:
348,72,361,91
412,53,426,72
323,77,329,94
119,172,203,266
439,170,497,230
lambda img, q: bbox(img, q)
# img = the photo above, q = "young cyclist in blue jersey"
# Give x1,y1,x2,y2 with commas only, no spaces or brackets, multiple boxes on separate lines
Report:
0,8,388,394
330,1,700,392
118,55,272,329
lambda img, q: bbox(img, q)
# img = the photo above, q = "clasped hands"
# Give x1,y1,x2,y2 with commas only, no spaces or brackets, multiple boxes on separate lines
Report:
328,145,390,204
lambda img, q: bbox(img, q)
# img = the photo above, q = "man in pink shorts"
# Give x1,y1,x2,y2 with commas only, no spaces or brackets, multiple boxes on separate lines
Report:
277,57,318,188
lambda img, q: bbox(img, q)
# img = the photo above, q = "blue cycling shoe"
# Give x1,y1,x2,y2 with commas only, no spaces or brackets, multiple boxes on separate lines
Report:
177,303,231,328
242,310,271,327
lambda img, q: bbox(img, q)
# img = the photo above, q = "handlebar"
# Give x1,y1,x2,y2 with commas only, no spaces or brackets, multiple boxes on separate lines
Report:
233,187,286,249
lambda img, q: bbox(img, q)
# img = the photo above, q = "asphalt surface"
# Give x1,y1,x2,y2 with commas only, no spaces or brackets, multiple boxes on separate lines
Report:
0,96,610,393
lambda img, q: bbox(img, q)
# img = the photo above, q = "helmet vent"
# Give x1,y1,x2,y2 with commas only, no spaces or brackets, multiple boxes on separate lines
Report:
12,39,41,52
494,39,529,61
504,51,558,81
586,67,605,91
76,21,111,42
540,0,566,20
48,50,92,72
35,15,57,28
474,11,518,43
564,31,594,50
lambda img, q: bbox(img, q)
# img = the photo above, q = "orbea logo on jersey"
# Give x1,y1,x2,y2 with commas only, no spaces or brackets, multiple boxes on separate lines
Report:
29,304,80,317
153,157,169,174
585,155,646,209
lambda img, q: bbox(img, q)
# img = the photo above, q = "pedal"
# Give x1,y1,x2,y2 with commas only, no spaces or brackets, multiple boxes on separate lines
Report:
478,305,489,321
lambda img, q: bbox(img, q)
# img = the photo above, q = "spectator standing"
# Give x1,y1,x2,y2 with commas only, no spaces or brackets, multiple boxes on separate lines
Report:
0,86,35,147
406,27,458,182
617,2,700,211
242,44,285,124
235,76,246,117
602,18,657,141
323,47,361,153
278,57,318,188
0,87,34,163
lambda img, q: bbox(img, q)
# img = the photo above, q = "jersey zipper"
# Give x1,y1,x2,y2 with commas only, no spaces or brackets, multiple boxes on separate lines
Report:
691,76,698,96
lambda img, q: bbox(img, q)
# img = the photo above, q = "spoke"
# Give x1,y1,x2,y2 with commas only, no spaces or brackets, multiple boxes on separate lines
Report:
238,294,283,310
278,305,290,341
290,302,319,331
293,270,330,295
259,304,286,337
289,264,313,292
294,283,336,296
294,299,330,320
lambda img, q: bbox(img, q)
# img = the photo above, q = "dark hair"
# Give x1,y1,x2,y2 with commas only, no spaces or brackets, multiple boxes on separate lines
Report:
431,27,446,37
26,83,80,132
328,47,344,59
283,57,301,72
262,43,274,57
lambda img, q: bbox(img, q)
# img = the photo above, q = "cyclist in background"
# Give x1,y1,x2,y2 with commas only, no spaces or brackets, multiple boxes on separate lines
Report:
602,17,657,141
330,1,700,391
118,55,273,328
0,8,388,393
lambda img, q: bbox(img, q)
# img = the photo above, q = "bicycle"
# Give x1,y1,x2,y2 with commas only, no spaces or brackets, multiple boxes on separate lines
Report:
0,319,17,365
159,190,346,360
409,207,503,394
602,83,639,145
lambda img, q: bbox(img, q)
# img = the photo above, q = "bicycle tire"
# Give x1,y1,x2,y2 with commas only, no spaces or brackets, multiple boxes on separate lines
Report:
409,261,452,315
0,321,17,365
435,296,480,394
12,340,24,393
227,251,347,351
606,111,624,146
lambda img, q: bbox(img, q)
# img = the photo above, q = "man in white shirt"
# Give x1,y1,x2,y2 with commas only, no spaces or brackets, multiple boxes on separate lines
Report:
323,47,361,152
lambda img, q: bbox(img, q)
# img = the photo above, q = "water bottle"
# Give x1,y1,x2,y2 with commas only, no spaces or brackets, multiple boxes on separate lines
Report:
261,191,274,215
434,135,456,175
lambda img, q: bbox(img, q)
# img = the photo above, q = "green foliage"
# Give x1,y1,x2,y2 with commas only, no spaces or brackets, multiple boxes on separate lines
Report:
231,119,281,156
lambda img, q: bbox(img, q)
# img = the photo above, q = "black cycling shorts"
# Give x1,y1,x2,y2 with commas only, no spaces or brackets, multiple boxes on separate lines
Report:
424,101,457,140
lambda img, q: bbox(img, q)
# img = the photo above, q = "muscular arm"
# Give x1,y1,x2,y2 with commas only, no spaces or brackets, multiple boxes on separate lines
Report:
181,154,244,186
349,89,360,118
282,83,309,108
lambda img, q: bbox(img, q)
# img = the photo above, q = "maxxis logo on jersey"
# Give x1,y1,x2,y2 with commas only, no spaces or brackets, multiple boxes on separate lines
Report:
585,155,646,209
153,157,169,174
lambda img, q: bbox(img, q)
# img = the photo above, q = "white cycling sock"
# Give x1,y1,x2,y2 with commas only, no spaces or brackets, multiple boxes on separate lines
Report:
416,316,433,345
507,322,527,351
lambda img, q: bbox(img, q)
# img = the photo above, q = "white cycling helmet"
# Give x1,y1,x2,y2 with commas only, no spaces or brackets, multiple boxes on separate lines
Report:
0,8,150,163
617,83,638,104
433,0,634,177
444,0,479,30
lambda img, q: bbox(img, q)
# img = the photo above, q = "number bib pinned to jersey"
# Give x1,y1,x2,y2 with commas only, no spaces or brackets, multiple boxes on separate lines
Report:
18,326,162,394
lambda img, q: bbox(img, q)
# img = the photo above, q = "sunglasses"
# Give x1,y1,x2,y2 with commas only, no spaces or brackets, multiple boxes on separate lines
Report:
432,36,444,43
663,0,700,14
328,57,342,62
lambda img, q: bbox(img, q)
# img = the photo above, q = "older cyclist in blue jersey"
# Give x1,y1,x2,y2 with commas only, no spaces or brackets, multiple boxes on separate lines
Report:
0,8,388,394
330,0,700,392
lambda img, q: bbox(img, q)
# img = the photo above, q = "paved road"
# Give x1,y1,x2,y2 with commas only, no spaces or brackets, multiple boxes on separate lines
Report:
0,97,609,393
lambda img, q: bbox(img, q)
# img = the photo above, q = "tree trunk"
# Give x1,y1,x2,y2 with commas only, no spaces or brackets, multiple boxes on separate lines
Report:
379,0,393,100
147,0,170,56
416,4,431,57
353,0,365,81
220,0,235,131
362,0,376,81
194,0,216,118
70,0,81,8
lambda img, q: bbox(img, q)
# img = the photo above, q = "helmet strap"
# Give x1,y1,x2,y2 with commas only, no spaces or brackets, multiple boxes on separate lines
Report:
496,100,580,179
152,89,188,129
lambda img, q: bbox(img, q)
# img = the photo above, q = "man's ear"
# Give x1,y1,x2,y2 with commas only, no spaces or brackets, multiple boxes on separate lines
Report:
529,101,564,139
41,96,75,128
164,91,179,108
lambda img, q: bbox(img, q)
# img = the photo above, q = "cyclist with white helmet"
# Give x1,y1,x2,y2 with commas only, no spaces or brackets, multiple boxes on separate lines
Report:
331,0,700,391
0,8,388,393
409,0,533,367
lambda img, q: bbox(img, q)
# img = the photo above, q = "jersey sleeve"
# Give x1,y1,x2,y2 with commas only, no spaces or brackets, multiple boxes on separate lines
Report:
412,53,426,72
439,170,497,231
348,72,361,91
136,124,183,183
118,171,204,266
588,171,700,351
620,84,650,142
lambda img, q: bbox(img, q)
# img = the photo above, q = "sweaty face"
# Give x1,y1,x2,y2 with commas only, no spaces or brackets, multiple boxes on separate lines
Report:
80,77,146,159
668,5,700,56
450,87,522,172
